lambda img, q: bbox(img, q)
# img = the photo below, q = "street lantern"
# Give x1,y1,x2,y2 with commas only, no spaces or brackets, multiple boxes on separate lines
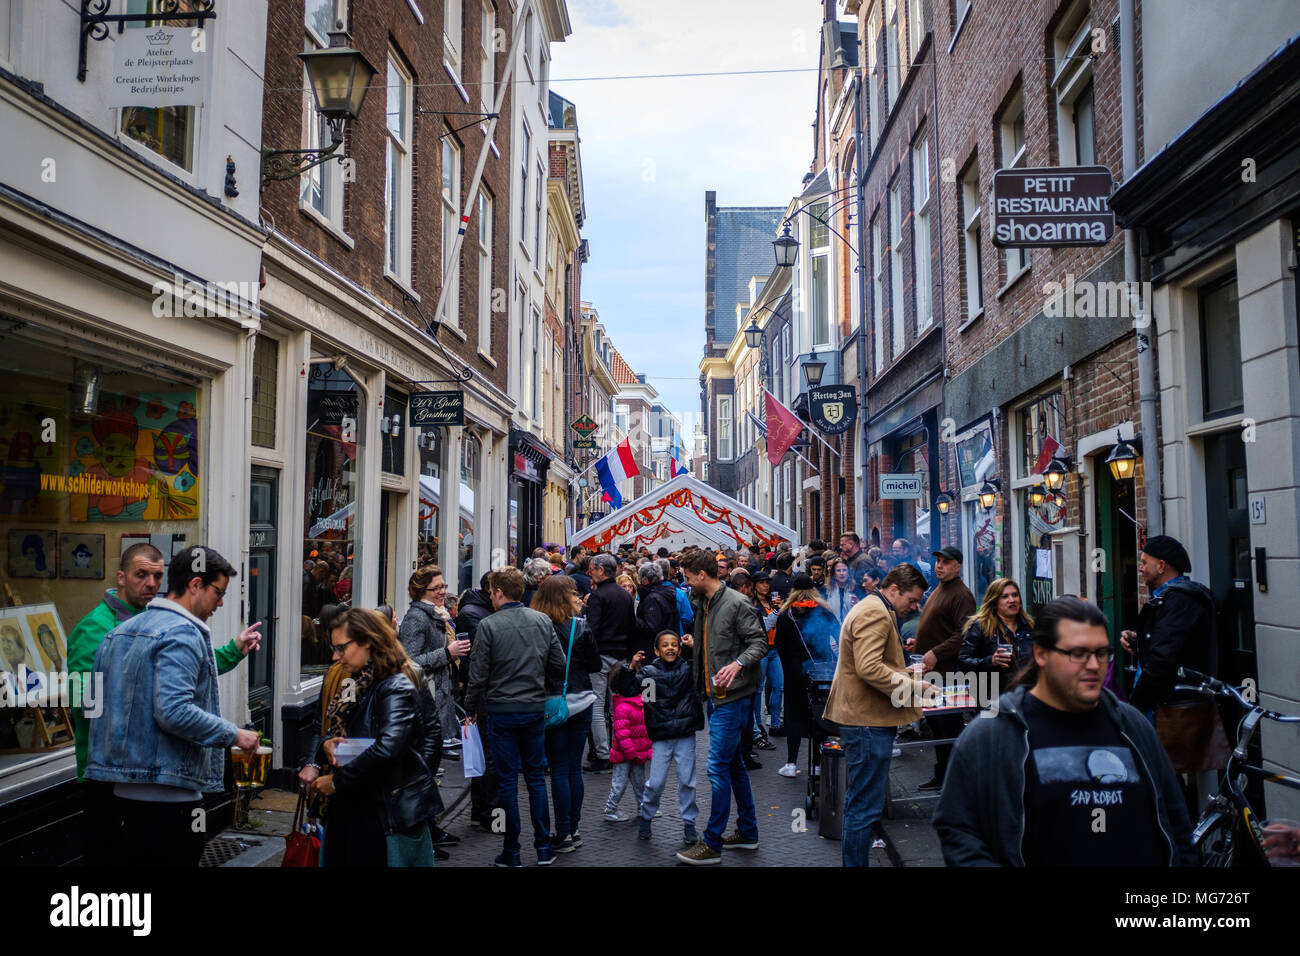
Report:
773,222,799,268
1106,431,1141,481
262,27,377,184
1028,483,1047,508
1043,456,1071,491
978,478,1001,511
802,351,826,388
744,317,763,350
935,490,953,515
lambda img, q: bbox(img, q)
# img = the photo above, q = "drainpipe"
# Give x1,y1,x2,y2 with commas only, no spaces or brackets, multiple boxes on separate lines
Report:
1122,0,1161,536
854,61,869,537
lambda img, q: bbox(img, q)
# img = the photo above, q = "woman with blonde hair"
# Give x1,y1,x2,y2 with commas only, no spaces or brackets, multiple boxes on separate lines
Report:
956,578,1035,677
312,608,439,866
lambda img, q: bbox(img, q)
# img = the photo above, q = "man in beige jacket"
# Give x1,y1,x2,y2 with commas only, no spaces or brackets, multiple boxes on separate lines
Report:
824,563,933,866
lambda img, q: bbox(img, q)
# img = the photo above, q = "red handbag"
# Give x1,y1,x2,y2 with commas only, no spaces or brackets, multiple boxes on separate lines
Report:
282,789,321,868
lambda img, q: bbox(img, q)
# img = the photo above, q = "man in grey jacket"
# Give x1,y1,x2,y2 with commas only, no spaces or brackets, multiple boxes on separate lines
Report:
676,550,770,865
464,567,566,867
933,596,1195,866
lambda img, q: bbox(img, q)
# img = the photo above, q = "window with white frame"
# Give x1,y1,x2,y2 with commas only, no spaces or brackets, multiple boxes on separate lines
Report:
444,0,462,76
872,213,884,372
886,0,900,110
809,200,831,347
519,122,531,253
534,161,544,265
119,0,203,172
516,280,527,399
962,160,983,319
1052,0,1095,166
531,306,542,418
889,181,905,357
477,190,493,353
908,0,924,58
480,3,495,116
302,0,343,226
539,48,550,115
849,159,862,332
441,136,462,328
869,10,882,149
385,55,413,283
782,325,793,401
999,91,1030,278
912,134,933,332
717,395,732,460
523,9,535,76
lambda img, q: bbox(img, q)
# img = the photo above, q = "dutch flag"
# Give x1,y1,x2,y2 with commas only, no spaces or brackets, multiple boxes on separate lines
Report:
594,438,641,510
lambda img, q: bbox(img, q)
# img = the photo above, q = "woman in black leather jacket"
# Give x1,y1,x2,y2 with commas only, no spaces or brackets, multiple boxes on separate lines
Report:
314,608,439,867
956,578,1035,679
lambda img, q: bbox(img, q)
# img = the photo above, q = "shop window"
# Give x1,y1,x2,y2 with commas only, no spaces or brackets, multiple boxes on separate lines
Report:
251,336,278,449
458,433,481,592
302,362,359,678
1018,390,1062,479
416,427,443,570
0,335,202,766
1200,275,1243,418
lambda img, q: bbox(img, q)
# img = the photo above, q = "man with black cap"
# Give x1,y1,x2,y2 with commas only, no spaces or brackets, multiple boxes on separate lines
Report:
1120,535,1228,800
910,546,976,790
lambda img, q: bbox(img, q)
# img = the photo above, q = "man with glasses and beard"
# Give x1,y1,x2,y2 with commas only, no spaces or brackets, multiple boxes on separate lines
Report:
933,596,1194,866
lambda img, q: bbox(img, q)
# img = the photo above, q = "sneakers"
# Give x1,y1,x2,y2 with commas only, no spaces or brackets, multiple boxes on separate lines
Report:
676,840,722,865
430,828,460,847
603,810,630,823
722,830,759,850
917,777,944,791
743,754,763,770
777,762,798,777
570,830,582,848
683,824,699,846
536,846,556,866
493,851,522,868
552,835,576,853
755,734,777,751
891,747,902,757
637,817,652,840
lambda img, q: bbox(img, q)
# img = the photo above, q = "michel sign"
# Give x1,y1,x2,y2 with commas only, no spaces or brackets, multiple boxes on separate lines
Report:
991,166,1115,248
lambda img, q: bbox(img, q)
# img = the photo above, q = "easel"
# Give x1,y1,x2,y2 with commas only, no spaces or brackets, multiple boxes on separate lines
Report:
0,583,74,749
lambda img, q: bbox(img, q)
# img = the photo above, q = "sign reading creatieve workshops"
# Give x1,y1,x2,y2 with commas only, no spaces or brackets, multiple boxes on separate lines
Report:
880,474,924,499
408,391,465,427
991,166,1115,248
110,27,207,108
809,384,857,434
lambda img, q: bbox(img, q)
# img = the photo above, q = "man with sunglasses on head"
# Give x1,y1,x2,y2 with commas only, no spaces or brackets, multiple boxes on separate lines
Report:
933,596,1194,866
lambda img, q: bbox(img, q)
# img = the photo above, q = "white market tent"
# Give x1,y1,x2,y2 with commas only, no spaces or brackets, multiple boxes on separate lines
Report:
567,473,797,552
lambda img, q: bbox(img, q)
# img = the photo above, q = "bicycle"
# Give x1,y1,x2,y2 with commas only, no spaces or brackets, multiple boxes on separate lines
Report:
1174,666,1300,867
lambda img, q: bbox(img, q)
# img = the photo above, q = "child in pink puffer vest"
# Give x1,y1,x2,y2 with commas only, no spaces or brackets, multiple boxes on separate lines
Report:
603,667,651,822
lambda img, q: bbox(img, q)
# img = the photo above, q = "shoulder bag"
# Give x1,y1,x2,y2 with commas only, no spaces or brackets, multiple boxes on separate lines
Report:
544,618,577,729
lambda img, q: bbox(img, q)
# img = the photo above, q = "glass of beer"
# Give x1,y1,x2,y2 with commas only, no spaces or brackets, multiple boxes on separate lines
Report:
231,745,273,789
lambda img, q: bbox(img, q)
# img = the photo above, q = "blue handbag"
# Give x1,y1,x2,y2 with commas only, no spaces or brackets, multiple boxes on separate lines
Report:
544,618,577,729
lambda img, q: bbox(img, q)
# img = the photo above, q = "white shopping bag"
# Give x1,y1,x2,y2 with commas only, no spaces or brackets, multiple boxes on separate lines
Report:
461,722,486,778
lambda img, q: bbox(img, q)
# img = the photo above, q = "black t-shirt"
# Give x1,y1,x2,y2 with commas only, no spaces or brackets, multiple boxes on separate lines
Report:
1020,693,1168,866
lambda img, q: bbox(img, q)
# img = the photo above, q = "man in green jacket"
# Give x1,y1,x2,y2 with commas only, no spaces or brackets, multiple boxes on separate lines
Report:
68,541,259,864
676,550,769,865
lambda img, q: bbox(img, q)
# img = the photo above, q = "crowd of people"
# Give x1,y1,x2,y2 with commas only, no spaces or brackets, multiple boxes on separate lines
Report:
55,530,1300,868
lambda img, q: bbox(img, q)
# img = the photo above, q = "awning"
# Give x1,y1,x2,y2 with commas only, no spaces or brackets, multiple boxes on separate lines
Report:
567,473,797,552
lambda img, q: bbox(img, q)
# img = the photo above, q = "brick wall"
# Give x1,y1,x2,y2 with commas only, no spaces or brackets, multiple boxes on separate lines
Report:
261,0,513,393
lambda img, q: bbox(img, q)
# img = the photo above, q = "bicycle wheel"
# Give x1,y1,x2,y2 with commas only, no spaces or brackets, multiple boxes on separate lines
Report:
1195,812,1235,867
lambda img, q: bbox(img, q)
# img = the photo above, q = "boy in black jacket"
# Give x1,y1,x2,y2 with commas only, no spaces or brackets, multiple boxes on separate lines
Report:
611,629,703,846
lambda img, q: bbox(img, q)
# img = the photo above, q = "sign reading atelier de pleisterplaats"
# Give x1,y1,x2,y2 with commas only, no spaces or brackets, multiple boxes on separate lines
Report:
110,26,208,108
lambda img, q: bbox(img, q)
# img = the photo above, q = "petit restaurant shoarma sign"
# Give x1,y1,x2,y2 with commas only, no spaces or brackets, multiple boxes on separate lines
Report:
991,166,1115,247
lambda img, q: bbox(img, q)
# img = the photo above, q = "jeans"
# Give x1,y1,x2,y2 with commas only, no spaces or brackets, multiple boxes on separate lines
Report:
546,705,593,839
753,649,784,732
604,760,647,815
640,735,698,825
839,725,897,867
586,655,620,761
704,695,758,851
485,712,551,857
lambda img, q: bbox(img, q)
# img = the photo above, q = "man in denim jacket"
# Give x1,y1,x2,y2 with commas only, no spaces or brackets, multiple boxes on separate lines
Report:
87,546,260,866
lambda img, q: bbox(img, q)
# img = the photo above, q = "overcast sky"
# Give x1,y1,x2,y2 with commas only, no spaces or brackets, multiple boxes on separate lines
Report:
549,0,825,448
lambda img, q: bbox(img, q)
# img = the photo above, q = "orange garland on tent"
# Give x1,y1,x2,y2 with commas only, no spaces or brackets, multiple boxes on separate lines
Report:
579,489,786,550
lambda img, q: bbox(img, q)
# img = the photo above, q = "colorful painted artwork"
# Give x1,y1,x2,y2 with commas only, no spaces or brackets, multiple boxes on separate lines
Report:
0,393,64,520
68,392,200,522
24,609,66,674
